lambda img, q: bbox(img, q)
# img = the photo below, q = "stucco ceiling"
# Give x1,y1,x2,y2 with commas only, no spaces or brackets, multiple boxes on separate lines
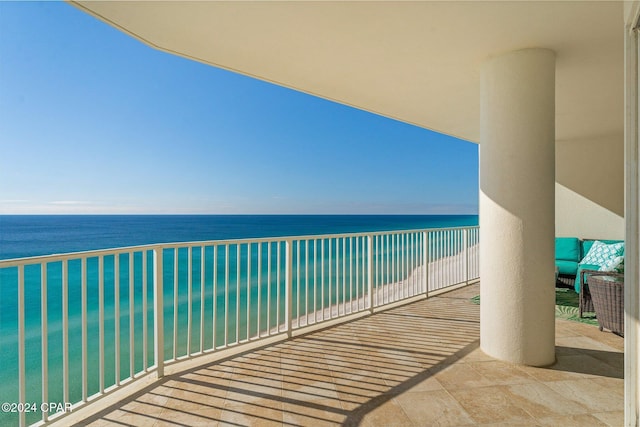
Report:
72,1,624,144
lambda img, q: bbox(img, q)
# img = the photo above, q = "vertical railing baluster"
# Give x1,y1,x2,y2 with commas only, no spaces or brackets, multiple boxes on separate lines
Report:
401,233,405,299
82,258,88,401
314,240,318,323
41,263,48,424
411,233,416,295
393,234,397,301
374,235,379,307
236,244,241,343
143,252,148,371
153,248,164,378
342,238,346,315
225,245,229,346
129,253,134,377
257,243,262,337
277,241,281,332
448,230,452,286
114,255,120,386
17,265,25,427
99,256,104,392
173,250,178,360
63,260,70,400
188,247,193,356
385,234,389,304
361,237,364,310
297,240,301,326
423,232,429,296
368,235,374,312
328,239,332,319
464,228,469,283
247,244,252,340
305,240,309,326
321,240,325,321
267,242,271,334
201,246,205,352
350,237,354,311
285,240,293,337
213,245,218,349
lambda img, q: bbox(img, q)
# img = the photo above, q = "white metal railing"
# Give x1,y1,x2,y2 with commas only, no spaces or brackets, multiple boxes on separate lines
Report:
0,225,479,426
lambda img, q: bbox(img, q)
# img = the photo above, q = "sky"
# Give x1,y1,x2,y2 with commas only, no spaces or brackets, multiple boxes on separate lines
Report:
0,2,478,215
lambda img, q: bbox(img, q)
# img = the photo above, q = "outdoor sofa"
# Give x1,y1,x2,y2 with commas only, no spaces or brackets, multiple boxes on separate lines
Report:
555,237,624,315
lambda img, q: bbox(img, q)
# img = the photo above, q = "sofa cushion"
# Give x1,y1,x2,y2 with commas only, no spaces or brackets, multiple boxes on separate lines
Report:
574,263,601,293
555,237,581,262
556,260,579,276
580,240,624,266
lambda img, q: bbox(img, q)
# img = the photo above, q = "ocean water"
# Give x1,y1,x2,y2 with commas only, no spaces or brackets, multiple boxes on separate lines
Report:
0,214,477,425
0,214,478,260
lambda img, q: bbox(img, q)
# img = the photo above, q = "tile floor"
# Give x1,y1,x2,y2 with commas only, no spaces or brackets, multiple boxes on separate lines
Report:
73,284,624,426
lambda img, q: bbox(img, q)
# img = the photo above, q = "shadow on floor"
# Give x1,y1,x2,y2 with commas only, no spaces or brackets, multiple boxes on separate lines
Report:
72,286,623,427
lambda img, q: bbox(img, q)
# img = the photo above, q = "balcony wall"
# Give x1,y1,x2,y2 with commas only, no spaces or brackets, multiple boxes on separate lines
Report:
555,132,624,239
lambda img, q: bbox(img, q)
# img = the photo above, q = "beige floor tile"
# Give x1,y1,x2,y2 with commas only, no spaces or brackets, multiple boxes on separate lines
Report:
576,327,624,351
359,398,415,427
162,386,227,411
456,344,493,363
592,411,625,426
504,382,591,418
543,379,624,413
282,399,346,426
518,354,615,382
157,406,223,426
394,390,475,426
535,413,609,426
219,404,283,427
84,419,121,427
477,420,539,426
467,360,535,385
449,386,535,424
556,335,621,353
281,378,340,402
590,376,625,390
99,409,161,427
430,361,495,390
397,371,445,393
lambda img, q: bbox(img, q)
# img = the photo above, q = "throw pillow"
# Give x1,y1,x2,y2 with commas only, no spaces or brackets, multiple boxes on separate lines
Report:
580,241,624,267
599,256,624,272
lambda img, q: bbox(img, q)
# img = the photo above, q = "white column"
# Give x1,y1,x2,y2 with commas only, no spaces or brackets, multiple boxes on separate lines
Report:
480,48,556,366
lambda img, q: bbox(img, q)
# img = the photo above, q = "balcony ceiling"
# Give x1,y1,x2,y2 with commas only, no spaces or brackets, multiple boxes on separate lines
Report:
72,1,623,144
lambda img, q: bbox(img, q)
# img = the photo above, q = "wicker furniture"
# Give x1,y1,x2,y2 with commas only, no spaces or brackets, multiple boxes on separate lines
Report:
582,271,624,336
555,238,624,310
576,270,596,316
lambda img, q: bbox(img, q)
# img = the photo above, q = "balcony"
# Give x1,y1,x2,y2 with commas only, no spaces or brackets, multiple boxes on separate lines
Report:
0,226,624,426
60,283,623,426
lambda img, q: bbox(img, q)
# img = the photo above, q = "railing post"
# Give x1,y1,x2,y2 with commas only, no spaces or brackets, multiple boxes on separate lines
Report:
368,235,374,312
153,248,164,378
463,228,469,284
423,231,429,297
285,240,293,337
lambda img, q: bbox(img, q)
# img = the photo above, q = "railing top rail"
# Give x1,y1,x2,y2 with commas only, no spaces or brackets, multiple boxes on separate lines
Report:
0,224,479,267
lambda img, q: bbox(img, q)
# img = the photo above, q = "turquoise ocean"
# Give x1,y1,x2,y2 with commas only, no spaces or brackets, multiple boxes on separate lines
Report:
0,214,478,425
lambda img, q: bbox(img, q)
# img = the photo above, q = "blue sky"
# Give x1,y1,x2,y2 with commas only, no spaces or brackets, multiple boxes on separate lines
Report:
0,2,478,215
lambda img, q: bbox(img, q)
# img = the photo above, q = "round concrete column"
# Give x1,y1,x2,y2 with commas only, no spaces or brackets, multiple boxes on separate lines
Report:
480,48,556,366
